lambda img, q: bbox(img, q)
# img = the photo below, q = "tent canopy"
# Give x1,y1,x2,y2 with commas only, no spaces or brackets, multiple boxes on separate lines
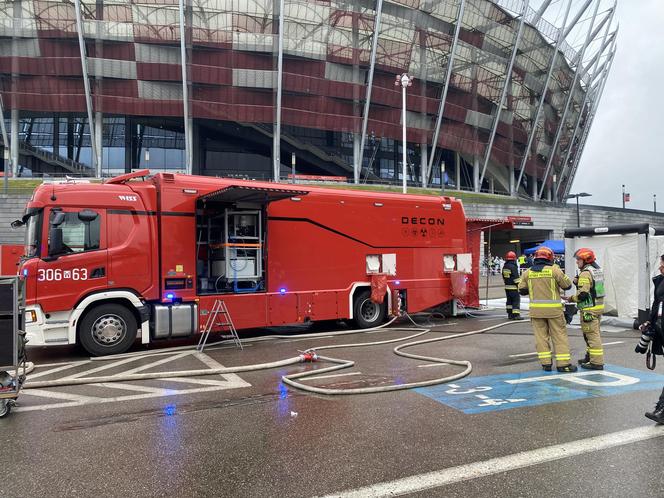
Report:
524,239,565,255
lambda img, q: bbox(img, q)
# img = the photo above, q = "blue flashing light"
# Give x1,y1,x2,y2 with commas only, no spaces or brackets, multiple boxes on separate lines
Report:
163,404,177,416
166,292,175,300
22,269,28,277
279,288,287,295
395,280,401,286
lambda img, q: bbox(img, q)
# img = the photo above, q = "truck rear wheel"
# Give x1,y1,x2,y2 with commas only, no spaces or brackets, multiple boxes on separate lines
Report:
79,304,137,357
352,290,387,329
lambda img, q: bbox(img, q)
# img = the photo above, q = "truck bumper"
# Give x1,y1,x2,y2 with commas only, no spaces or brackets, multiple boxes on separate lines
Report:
24,305,71,346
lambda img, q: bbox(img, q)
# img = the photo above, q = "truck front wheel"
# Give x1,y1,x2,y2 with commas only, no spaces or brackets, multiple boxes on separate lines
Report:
79,304,138,357
352,290,387,329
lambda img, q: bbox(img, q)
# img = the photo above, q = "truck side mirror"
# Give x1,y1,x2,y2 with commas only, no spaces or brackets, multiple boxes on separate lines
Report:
50,211,66,227
49,227,64,256
78,210,97,223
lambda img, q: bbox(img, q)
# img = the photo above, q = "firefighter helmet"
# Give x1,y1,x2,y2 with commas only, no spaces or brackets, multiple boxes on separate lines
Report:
506,251,517,261
534,246,554,262
574,247,596,265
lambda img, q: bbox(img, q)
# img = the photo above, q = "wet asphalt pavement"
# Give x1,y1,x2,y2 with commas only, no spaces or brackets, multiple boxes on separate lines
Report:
2,311,664,497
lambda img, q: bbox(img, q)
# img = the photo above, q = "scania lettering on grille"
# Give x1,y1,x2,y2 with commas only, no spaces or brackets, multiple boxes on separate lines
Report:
38,269,88,281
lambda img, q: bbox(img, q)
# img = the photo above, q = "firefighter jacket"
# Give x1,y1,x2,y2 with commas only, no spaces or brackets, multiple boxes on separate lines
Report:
571,264,605,316
502,261,520,290
518,262,572,319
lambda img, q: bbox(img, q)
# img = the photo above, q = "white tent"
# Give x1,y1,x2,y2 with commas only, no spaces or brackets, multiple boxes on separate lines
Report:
565,224,664,323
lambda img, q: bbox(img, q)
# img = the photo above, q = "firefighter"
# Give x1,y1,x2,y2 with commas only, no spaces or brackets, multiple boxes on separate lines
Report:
502,251,523,320
518,246,577,372
567,248,605,370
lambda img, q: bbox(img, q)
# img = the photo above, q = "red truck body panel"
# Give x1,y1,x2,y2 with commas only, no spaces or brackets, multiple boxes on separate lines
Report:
19,173,469,339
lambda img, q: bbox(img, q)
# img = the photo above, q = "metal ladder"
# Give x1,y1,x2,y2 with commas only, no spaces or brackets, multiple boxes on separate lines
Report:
197,300,243,352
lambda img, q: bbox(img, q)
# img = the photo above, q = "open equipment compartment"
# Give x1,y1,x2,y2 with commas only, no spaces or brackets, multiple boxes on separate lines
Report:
195,185,308,295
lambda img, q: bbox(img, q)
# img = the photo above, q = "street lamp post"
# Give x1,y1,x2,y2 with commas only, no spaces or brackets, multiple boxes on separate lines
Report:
622,184,625,209
395,73,413,194
566,192,592,228
655,194,657,213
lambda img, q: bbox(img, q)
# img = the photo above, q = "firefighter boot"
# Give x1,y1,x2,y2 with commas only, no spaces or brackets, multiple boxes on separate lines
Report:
577,354,590,365
579,361,603,370
542,364,552,372
556,364,578,373
645,402,664,424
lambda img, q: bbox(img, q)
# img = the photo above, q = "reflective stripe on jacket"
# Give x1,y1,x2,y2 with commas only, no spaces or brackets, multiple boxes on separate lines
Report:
518,263,572,319
502,261,521,291
572,267,604,316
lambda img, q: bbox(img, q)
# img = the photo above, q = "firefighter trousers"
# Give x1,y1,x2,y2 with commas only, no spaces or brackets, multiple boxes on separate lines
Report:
505,289,521,318
581,313,603,366
531,316,572,367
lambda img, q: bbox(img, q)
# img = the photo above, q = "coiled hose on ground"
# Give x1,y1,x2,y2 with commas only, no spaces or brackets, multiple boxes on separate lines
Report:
22,315,513,393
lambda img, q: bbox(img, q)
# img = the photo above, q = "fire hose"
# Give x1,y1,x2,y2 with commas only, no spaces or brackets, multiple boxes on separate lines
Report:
22,315,513,392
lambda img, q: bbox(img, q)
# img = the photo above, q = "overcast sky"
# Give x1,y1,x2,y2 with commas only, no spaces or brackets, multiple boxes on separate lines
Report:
563,0,664,211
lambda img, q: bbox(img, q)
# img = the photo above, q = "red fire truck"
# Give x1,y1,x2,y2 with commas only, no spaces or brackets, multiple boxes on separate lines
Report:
14,170,470,356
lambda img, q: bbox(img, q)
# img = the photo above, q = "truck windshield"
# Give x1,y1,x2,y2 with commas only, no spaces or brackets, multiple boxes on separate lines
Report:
24,210,43,258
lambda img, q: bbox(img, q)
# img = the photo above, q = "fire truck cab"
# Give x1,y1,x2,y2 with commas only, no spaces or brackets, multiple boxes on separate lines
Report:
15,170,470,356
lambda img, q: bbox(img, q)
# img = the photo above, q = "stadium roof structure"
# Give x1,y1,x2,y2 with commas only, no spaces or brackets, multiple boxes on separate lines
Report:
0,0,617,202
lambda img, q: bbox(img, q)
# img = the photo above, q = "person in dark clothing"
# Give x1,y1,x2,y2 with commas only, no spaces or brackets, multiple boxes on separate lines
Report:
635,254,664,423
502,251,523,320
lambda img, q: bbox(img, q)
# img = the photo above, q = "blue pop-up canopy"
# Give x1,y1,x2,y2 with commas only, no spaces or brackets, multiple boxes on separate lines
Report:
524,239,565,255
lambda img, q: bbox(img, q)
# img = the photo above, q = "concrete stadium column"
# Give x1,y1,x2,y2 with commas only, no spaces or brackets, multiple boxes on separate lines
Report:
420,143,427,187
124,117,133,173
95,111,103,176
531,171,538,201
10,108,18,177
509,164,515,196
546,187,552,202
191,120,201,175
353,134,360,180
53,114,60,158
455,151,461,190
489,177,494,194
473,156,480,192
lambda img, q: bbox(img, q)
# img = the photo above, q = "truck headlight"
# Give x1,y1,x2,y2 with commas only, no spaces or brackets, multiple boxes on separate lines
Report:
25,310,37,323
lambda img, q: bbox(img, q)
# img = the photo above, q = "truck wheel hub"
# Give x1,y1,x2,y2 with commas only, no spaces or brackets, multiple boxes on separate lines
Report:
92,315,126,345
360,299,380,322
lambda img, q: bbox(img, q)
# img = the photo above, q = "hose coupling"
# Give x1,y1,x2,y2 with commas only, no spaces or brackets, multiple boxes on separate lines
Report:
299,351,318,362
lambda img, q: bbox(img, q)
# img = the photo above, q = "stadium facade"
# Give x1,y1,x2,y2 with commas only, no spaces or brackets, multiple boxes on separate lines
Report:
0,0,616,201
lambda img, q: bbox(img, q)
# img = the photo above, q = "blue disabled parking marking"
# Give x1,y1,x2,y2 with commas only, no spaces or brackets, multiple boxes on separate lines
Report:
414,365,664,414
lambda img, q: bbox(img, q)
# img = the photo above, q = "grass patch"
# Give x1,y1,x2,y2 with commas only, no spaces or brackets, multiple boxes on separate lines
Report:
313,183,529,205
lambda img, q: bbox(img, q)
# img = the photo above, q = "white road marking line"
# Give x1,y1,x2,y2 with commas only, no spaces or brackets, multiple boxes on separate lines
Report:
206,343,254,351
305,372,363,380
282,336,333,342
14,384,247,413
322,425,664,498
28,361,92,379
119,351,191,375
32,360,91,368
509,341,625,358
63,356,144,379
166,377,248,386
21,389,100,403
89,382,171,395
417,363,450,368
192,352,251,386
